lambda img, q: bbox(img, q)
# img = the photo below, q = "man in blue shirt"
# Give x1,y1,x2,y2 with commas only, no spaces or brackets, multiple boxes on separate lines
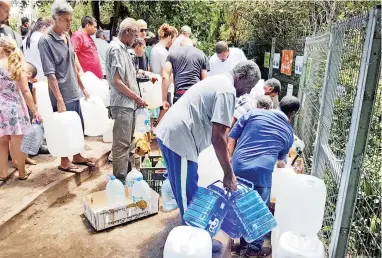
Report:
228,96,300,258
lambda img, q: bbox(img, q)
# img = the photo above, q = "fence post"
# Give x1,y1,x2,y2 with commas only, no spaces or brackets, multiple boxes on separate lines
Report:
268,37,275,78
329,6,381,258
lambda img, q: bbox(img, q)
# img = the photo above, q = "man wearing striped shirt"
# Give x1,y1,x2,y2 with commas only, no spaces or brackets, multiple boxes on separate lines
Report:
231,78,281,127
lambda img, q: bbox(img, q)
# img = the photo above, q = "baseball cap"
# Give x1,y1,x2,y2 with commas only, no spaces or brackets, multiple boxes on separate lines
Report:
181,25,192,35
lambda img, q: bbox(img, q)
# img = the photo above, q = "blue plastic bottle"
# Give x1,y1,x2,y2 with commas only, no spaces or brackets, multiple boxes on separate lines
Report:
227,177,277,243
161,176,177,212
183,180,229,237
20,122,44,155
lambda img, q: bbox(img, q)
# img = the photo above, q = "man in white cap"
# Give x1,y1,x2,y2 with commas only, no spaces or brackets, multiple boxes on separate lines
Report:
169,25,192,51
209,41,247,76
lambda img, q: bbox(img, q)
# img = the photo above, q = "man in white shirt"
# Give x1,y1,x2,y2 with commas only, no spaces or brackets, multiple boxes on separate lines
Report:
208,41,247,76
94,29,109,78
169,25,192,51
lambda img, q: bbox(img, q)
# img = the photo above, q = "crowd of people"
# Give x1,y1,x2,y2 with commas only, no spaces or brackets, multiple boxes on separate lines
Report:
0,0,301,257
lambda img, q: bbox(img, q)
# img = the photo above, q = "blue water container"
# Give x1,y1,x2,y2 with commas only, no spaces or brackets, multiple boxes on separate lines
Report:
229,177,277,243
220,178,250,238
20,122,44,155
183,180,229,237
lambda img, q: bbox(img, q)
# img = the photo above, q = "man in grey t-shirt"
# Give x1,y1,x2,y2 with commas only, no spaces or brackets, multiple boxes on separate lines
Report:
38,1,94,172
161,38,209,105
155,60,261,224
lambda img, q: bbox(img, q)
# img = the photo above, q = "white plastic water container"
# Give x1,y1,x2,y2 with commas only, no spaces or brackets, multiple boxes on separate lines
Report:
135,108,151,133
140,76,162,109
34,81,53,120
125,168,143,196
163,226,212,258
102,119,114,143
81,71,110,107
271,167,297,202
131,177,151,204
106,175,127,207
197,145,223,187
44,111,84,157
276,232,325,258
80,96,109,136
272,174,327,253
161,178,177,212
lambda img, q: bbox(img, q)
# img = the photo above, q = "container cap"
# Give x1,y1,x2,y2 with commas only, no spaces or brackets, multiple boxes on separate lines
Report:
110,175,116,180
136,177,143,181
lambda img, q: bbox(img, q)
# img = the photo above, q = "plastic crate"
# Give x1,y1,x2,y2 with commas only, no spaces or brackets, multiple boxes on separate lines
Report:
140,155,166,194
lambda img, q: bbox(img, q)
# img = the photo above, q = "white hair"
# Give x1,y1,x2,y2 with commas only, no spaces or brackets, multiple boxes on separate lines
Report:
51,0,73,18
118,17,137,39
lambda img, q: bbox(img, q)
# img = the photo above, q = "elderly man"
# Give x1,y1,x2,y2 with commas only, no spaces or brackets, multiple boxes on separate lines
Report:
94,29,109,78
209,41,247,76
228,96,300,257
71,16,103,79
0,0,22,47
136,19,150,71
38,1,95,172
160,37,209,110
105,18,146,181
169,25,192,51
155,60,260,255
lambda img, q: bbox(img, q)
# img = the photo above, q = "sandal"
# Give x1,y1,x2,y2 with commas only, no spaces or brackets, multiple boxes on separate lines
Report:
18,170,32,180
73,159,96,168
0,174,12,182
58,165,81,173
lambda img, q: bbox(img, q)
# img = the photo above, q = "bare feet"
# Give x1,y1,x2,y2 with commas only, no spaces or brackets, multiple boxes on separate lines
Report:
72,154,96,167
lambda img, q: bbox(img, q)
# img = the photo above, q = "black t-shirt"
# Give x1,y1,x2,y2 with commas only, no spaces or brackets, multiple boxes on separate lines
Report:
138,53,149,71
167,46,210,93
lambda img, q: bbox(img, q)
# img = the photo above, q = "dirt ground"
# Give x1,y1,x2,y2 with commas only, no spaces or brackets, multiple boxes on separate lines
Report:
0,137,111,223
0,164,181,258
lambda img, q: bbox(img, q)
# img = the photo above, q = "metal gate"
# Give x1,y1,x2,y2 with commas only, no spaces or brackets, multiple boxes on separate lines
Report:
295,6,381,257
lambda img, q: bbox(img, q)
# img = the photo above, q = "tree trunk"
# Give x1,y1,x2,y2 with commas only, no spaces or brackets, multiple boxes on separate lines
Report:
91,0,101,28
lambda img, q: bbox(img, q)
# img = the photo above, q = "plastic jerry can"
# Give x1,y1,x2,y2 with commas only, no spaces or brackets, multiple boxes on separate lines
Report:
163,226,212,258
44,111,84,157
80,96,109,136
276,232,325,258
183,180,229,237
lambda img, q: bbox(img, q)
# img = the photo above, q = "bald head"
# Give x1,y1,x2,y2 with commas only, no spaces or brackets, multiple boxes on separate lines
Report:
215,41,230,62
0,0,11,22
215,41,229,54
180,37,193,47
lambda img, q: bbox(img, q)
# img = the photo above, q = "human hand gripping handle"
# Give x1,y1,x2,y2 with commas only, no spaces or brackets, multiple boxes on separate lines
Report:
57,99,67,113
134,95,146,107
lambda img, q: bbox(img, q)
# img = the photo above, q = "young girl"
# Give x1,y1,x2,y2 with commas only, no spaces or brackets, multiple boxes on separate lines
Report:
0,37,42,181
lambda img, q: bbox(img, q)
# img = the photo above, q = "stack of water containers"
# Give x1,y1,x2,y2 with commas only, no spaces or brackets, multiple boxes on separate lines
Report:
272,173,327,258
183,178,277,240
81,71,110,107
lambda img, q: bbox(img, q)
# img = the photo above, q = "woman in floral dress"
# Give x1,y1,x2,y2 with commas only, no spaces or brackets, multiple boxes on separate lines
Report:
0,37,42,181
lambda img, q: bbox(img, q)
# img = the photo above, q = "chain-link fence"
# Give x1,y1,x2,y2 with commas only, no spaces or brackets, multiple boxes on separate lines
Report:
295,6,381,257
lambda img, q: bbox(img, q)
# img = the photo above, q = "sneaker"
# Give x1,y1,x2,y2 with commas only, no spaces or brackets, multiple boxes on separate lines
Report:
245,247,272,258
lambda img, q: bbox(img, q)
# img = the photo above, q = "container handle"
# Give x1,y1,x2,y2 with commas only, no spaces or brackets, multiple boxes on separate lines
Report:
236,177,254,190
207,180,231,198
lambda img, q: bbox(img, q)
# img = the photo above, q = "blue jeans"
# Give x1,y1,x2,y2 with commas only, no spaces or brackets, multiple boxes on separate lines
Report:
240,186,271,252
